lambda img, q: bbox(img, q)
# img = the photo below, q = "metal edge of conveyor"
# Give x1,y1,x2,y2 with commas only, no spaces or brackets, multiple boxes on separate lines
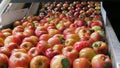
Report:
101,2,120,68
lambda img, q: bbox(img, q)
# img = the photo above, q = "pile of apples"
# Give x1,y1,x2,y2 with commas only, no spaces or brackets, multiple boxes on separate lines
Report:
0,1,112,68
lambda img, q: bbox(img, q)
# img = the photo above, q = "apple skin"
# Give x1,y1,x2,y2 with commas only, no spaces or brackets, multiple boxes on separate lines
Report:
91,54,112,68
0,38,4,47
90,31,105,42
73,41,89,52
12,25,24,34
73,58,91,68
20,42,34,51
52,44,64,54
62,46,78,65
79,47,96,61
12,49,27,54
30,55,49,68
39,34,50,41
0,47,11,57
4,35,21,45
0,53,9,68
23,28,35,37
74,20,86,27
9,52,30,68
45,48,59,59
50,55,70,68
92,41,108,54
5,42,19,51
36,40,49,54
35,26,48,37
48,36,61,47
27,47,40,59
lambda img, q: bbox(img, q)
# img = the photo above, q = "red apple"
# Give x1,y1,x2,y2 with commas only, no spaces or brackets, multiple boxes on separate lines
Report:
5,42,19,51
91,54,112,68
48,36,61,47
12,49,27,54
20,42,34,51
73,41,89,52
90,30,105,41
45,48,59,59
62,46,78,65
0,53,9,68
73,58,91,68
27,47,40,59
48,29,60,37
12,25,24,34
36,40,49,54
53,44,64,54
4,35,21,45
39,34,50,41
9,52,30,68
30,55,49,68
74,20,86,27
35,26,48,37
23,28,35,37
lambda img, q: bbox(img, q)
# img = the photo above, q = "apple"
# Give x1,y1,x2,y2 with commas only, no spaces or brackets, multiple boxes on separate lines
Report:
13,32,25,42
39,34,50,41
79,47,96,60
23,28,35,37
91,54,112,68
92,26,102,31
4,35,21,45
50,55,70,68
0,53,9,68
12,25,24,34
52,44,64,54
0,47,11,57
48,29,60,37
20,42,34,51
35,26,48,37
48,36,61,47
36,40,49,54
92,41,108,54
65,34,80,41
90,20,103,28
2,28,12,33
29,36,39,46
13,21,22,27
45,48,59,59
30,55,49,68
65,38,76,46
62,46,78,65
5,42,19,51
27,47,40,59
73,58,91,68
74,20,86,27
73,41,89,52
12,49,27,54
0,38,4,47
9,52,30,68
63,28,75,36
90,30,105,41
78,28,91,38
22,36,37,46
2,32,12,38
